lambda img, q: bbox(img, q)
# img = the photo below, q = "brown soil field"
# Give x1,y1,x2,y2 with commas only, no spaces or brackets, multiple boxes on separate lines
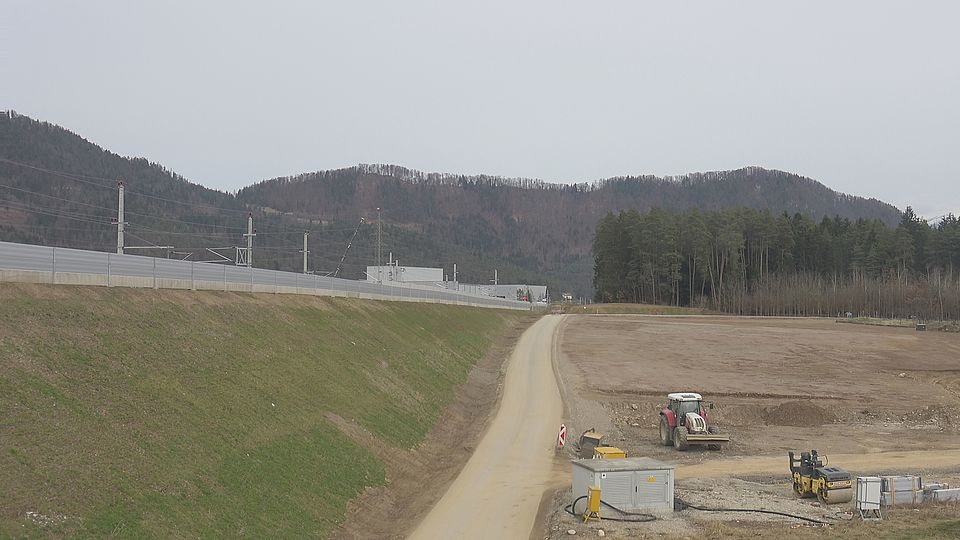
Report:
545,315,960,538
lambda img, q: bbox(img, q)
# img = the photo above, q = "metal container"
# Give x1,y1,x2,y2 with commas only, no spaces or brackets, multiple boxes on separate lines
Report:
593,446,627,459
928,488,960,502
924,482,950,493
881,475,922,492
572,457,674,512
856,477,882,512
881,490,923,506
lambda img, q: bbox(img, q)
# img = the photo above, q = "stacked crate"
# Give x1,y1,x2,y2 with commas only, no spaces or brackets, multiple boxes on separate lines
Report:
924,483,960,502
880,476,923,506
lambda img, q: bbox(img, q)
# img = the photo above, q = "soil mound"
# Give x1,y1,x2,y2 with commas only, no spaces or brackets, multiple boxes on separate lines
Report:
937,322,960,333
763,400,836,427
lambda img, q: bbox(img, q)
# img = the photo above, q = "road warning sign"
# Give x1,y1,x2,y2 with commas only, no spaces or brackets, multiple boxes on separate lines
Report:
558,423,567,448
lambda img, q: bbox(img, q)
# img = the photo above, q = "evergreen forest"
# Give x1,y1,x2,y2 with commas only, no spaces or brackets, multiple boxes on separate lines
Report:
592,207,960,320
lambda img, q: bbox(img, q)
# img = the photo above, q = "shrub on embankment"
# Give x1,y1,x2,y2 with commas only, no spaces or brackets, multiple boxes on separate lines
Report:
0,284,523,537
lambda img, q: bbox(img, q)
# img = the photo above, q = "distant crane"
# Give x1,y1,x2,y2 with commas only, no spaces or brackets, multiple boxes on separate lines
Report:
333,217,365,278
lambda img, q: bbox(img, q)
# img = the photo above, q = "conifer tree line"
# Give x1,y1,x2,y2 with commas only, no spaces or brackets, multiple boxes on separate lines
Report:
593,207,960,320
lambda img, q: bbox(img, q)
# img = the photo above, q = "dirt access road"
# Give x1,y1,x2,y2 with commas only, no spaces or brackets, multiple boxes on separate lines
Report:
408,315,565,540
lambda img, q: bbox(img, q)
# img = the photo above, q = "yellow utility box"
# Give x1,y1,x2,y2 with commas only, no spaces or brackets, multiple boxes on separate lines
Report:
583,485,601,522
593,446,626,459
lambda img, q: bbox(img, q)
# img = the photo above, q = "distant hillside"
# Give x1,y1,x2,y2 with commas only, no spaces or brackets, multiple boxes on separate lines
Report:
237,163,902,292
1,113,902,295
0,113,384,282
0,112,247,250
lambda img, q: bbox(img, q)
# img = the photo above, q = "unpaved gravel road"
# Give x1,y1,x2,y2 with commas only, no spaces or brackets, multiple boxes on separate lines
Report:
409,315,564,540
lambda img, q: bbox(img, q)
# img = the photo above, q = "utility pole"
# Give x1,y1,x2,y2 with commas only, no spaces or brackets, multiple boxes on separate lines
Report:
300,231,310,273
113,180,127,254
453,263,457,285
376,207,382,283
243,213,255,267
495,269,498,286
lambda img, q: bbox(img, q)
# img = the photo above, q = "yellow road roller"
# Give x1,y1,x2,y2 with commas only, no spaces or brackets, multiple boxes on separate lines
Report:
788,450,853,504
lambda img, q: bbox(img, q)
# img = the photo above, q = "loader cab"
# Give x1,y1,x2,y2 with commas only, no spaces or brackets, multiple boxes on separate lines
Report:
666,392,706,426
670,400,701,425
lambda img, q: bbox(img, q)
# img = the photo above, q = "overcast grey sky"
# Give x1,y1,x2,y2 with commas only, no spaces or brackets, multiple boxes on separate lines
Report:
4,1,958,217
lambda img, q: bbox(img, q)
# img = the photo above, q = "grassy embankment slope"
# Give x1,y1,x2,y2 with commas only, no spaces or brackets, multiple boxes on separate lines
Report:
0,284,527,538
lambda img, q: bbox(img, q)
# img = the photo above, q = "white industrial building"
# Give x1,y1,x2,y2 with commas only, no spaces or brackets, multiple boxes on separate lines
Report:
366,265,443,284
443,282,547,303
487,284,548,303
366,263,547,303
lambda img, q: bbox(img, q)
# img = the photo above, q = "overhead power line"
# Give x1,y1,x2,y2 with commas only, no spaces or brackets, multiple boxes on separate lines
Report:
0,199,113,225
0,223,106,233
0,158,117,189
0,182,119,212
118,188,251,215
0,158,250,215
126,225,238,238
122,210,247,231
0,180,246,232
1,161,401,270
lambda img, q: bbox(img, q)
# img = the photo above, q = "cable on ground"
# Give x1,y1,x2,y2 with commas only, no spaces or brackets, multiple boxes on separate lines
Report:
674,497,828,525
564,496,658,523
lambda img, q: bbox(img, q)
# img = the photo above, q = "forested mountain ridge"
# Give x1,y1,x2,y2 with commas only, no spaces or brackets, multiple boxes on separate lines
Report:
2,112,903,295
0,112,248,252
0,113,403,282
237,164,901,292
240,163,902,230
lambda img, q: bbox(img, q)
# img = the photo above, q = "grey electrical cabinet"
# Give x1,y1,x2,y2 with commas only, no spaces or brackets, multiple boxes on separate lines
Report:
856,477,882,519
571,457,674,512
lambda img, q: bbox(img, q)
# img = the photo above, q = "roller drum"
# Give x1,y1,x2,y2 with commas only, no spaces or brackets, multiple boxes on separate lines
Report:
819,487,853,504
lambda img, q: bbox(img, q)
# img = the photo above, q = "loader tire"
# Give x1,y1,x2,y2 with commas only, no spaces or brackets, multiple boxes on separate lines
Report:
707,425,720,434
707,443,721,451
673,426,689,451
659,417,673,446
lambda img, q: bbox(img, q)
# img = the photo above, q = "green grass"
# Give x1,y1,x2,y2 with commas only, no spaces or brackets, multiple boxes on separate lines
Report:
0,284,525,538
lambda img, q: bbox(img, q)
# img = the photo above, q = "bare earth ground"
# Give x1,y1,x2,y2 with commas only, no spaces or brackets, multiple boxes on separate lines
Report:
545,315,960,538
330,314,538,540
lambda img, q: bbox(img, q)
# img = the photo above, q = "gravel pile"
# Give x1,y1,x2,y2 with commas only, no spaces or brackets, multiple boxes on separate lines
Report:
762,401,836,427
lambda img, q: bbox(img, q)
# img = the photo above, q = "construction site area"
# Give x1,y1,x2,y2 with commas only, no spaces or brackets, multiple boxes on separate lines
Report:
544,315,960,538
